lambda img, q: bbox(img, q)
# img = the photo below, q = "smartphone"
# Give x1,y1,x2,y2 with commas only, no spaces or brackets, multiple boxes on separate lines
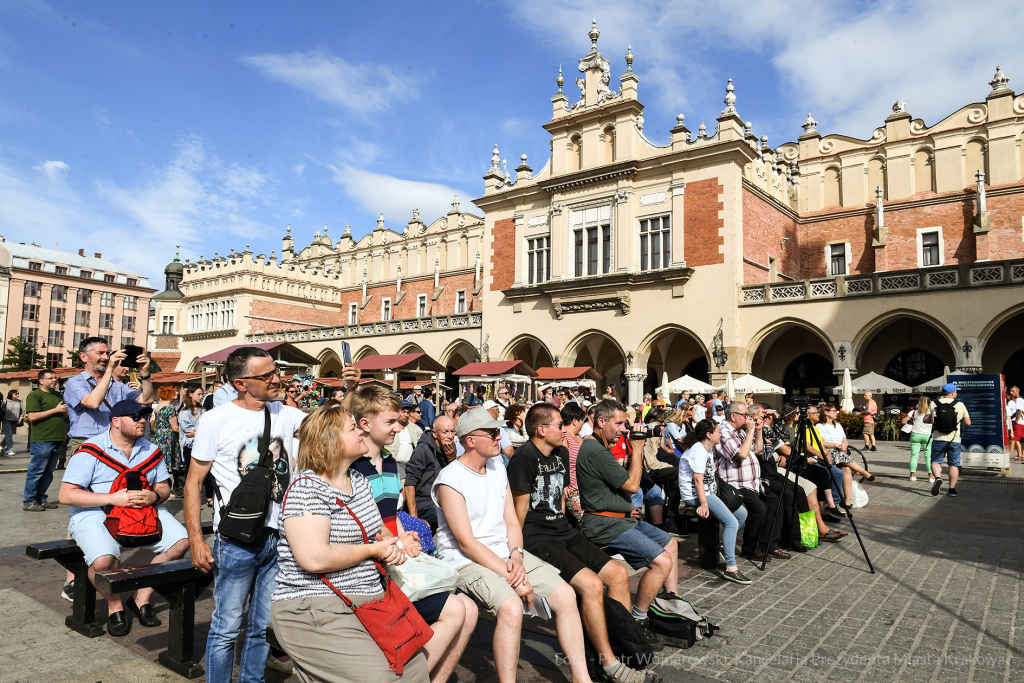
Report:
341,341,355,393
523,595,552,620
122,344,144,370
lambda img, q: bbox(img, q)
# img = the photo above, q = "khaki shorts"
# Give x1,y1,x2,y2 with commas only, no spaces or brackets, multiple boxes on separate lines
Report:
862,423,875,436
456,550,565,616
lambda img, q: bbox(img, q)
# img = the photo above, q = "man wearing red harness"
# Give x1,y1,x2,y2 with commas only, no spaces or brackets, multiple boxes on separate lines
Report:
58,399,188,637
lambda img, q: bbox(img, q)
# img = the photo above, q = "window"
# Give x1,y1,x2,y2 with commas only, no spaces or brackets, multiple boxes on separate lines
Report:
921,231,941,267
23,304,38,320
28,261,42,271
161,315,175,334
96,334,110,344
829,243,849,276
572,205,612,277
417,294,428,318
122,316,135,331
80,270,92,280
77,288,92,304
75,310,91,326
126,278,137,287
47,330,64,347
21,327,38,346
100,292,115,307
348,302,358,325
123,295,137,310
52,285,68,301
73,332,88,349
49,307,65,324
121,336,134,348
381,298,392,321
455,290,467,314
46,353,63,369
103,274,116,283
99,313,114,329
55,266,68,275
639,216,671,271
527,236,551,284
24,281,40,297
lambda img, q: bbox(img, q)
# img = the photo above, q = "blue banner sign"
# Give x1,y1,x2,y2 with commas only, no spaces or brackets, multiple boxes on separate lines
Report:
949,374,1008,453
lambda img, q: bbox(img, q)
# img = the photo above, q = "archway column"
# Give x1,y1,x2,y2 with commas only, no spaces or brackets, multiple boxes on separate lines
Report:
624,372,647,404
955,336,984,373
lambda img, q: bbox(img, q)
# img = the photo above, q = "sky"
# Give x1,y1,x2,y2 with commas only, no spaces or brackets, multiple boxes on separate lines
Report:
0,0,1020,288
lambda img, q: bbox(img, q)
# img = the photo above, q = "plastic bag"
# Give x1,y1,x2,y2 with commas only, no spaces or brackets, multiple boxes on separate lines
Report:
385,552,459,602
799,510,819,548
851,479,869,508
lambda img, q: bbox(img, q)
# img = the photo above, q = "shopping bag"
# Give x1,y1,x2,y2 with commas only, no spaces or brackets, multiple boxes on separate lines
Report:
851,479,869,508
799,510,819,548
385,552,459,602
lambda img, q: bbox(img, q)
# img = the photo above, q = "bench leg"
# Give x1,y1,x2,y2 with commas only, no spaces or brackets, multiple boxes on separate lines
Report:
55,557,104,638
155,581,204,679
696,516,721,571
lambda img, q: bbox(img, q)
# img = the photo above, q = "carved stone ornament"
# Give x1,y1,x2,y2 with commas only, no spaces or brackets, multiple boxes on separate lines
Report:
639,191,667,207
578,52,620,105
892,100,907,113
801,113,818,134
989,65,1010,93
551,294,630,320
549,204,564,216
720,79,738,117
527,215,549,227
613,189,633,204
635,112,644,132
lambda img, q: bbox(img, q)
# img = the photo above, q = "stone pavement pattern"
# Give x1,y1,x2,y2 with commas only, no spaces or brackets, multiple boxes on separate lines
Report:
1,438,1022,683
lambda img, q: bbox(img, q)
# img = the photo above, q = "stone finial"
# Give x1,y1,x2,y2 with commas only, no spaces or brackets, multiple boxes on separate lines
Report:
801,113,818,134
697,121,707,139
625,44,634,72
451,195,461,213
412,208,420,222
760,134,770,154
323,224,328,234
375,213,385,230
989,65,1010,93
490,144,500,171
892,100,907,113
588,16,600,50
875,185,885,227
677,114,685,125
174,244,180,262
557,65,564,93
286,224,291,233
744,121,753,137
720,79,738,117
344,224,351,235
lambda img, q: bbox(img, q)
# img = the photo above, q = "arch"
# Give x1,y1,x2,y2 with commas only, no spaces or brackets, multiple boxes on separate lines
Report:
783,353,838,401
964,137,987,187
354,345,379,362
823,166,842,208
317,348,344,378
854,313,957,379
747,317,835,366
568,134,582,172
440,339,478,369
747,320,835,389
186,356,203,373
980,305,1024,377
852,309,958,362
884,348,946,387
501,334,554,370
978,302,1024,344
913,144,936,194
867,155,886,200
635,324,712,394
601,125,616,164
561,330,626,395
398,342,426,356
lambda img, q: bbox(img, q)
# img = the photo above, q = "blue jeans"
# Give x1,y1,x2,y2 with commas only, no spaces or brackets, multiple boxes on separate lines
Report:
1,420,16,452
206,528,279,683
684,496,748,567
631,484,664,508
930,440,961,468
24,441,63,505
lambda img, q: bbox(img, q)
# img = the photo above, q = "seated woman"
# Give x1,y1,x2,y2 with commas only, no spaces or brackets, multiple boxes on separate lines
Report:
788,405,845,520
817,404,875,506
271,404,430,683
677,418,751,585
502,403,528,455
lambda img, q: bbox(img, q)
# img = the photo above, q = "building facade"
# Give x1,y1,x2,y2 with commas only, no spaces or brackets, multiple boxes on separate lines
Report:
473,25,1024,403
0,240,153,367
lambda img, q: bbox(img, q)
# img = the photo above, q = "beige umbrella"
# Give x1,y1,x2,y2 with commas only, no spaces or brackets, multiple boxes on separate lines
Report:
840,368,855,412
724,371,736,400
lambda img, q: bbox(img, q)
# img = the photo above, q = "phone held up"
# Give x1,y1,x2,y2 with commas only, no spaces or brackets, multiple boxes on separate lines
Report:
341,341,355,394
122,344,144,373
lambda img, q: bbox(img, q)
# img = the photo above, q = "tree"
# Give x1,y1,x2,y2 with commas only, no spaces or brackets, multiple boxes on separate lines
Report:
1,337,46,371
65,348,84,369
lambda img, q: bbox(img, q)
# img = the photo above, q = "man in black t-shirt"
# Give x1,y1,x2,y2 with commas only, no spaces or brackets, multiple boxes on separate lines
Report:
509,404,656,683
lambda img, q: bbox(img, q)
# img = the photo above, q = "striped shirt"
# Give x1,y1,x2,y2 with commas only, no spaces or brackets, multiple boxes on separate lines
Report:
713,421,762,494
350,454,402,536
273,470,384,602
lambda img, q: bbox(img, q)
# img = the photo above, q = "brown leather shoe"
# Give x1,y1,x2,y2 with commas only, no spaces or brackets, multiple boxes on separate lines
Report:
768,549,792,559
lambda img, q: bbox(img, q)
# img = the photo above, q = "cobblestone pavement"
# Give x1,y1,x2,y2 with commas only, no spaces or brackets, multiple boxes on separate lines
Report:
1,439,1021,682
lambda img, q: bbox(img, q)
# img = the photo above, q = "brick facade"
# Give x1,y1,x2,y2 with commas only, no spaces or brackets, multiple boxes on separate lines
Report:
490,217,516,291
684,178,725,267
248,300,343,333
742,188,800,284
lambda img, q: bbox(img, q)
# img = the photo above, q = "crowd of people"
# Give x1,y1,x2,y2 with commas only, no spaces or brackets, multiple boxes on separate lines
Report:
10,336,988,683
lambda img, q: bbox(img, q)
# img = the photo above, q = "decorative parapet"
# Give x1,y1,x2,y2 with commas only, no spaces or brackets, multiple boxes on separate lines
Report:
738,259,1024,305
181,329,238,343
504,266,693,316
244,313,483,345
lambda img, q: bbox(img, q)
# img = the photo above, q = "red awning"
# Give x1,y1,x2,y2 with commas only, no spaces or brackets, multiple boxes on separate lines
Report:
150,372,204,384
452,361,536,377
354,353,446,373
196,342,320,365
534,366,596,381
0,367,82,381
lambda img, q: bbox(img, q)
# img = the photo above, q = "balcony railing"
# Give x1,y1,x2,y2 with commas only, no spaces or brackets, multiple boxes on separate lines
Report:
739,259,1024,305
244,312,482,344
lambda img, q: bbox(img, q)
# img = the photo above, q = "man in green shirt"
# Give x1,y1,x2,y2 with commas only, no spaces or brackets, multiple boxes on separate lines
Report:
575,398,679,637
23,369,68,512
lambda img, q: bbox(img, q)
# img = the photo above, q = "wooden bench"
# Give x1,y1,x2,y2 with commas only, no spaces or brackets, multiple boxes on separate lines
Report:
678,503,721,570
26,521,214,678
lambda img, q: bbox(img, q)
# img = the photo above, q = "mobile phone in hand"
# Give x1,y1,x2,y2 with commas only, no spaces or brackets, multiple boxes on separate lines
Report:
341,341,355,393
122,344,144,370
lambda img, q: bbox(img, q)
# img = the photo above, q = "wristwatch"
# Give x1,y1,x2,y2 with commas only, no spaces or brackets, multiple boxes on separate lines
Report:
138,374,151,380
509,546,525,557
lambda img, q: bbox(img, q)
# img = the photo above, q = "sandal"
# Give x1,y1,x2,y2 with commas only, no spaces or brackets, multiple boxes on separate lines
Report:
604,660,660,683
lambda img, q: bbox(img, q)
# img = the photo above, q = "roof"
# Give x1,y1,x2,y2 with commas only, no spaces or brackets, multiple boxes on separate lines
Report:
354,353,446,373
0,367,82,381
534,366,597,381
196,342,321,365
453,361,537,377
153,289,185,301
150,372,203,384
0,241,150,285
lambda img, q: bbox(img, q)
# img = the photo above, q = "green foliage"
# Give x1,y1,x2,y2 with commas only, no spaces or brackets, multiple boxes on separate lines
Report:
65,348,84,369
1,337,46,371
836,410,863,438
877,417,900,441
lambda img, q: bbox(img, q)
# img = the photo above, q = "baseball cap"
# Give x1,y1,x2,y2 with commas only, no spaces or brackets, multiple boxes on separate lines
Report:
413,384,422,390
482,399,500,410
941,383,958,394
455,407,504,438
110,399,150,419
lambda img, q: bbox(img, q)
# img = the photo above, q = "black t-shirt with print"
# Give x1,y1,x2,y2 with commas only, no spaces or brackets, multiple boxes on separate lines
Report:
507,440,578,548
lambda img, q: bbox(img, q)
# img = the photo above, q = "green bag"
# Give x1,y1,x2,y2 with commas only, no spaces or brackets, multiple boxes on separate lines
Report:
799,510,819,548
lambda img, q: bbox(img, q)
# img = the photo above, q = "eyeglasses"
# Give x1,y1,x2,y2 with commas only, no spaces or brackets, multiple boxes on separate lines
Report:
732,411,749,417
469,429,500,440
123,410,153,422
236,369,281,383
286,389,299,395
540,422,564,430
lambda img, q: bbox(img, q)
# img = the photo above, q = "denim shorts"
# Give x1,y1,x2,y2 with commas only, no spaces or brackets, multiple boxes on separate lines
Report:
69,508,188,566
604,520,672,569
930,440,961,468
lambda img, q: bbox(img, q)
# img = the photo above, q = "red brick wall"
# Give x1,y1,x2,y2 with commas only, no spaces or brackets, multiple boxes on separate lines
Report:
742,188,800,284
248,300,342,333
490,217,516,291
684,178,725,267
798,213,875,278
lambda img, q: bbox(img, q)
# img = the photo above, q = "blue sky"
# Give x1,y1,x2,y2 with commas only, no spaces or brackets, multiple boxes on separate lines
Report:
1,0,1020,288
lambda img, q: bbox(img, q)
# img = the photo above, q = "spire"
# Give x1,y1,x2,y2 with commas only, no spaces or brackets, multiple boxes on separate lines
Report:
557,65,564,93
174,244,180,262
625,44,633,72
588,16,600,50
720,78,738,117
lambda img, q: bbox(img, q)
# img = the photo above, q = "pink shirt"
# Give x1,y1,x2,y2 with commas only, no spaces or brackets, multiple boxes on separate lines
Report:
863,399,878,424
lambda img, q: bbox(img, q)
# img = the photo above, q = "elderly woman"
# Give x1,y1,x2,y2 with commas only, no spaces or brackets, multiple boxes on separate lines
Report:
272,404,429,683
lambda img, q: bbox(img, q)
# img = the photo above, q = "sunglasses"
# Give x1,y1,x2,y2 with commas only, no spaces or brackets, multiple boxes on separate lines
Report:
123,410,153,422
469,428,500,440
286,389,300,394
237,369,281,383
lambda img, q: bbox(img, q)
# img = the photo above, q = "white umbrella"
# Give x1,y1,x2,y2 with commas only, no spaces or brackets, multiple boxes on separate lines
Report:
719,372,785,395
833,371,912,395
913,366,972,393
657,371,670,400
660,374,718,396
724,371,736,400
840,368,855,412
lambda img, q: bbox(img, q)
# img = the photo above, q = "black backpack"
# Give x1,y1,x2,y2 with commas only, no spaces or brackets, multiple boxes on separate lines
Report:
932,400,961,435
582,594,656,678
215,407,275,544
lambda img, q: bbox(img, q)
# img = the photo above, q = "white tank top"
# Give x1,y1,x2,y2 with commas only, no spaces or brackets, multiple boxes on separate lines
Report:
432,457,509,568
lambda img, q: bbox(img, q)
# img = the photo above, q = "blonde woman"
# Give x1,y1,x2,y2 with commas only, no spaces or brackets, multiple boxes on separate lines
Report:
902,397,933,482
271,405,429,683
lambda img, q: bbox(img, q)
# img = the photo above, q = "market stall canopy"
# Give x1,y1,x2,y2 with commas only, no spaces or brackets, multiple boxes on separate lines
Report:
150,371,204,384
534,367,599,381
453,361,537,377
196,341,320,366
658,374,717,396
354,353,446,374
913,366,973,393
834,371,912,395
717,373,785,395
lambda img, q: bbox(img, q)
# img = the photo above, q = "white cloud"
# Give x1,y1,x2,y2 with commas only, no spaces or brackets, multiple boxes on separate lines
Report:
35,159,70,179
329,165,472,227
501,118,533,137
242,48,418,117
94,106,111,128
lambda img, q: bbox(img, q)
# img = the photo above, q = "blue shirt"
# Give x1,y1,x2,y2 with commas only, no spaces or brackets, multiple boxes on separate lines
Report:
213,384,238,407
63,371,142,439
419,398,436,431
63,430,169,520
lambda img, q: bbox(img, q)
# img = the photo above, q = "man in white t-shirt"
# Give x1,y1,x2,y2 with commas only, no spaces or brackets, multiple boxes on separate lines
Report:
432,408,593,683
184,347,358,683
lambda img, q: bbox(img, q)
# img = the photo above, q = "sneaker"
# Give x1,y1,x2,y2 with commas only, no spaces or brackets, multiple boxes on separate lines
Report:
721,569,752,585
61,581,74,602
266,653,294,674
635,618,661,647
948,488,958,497
42,501,58,509
909,475,917,482
928,476,936,483
931,477,943,496
870,446,877,452
23,501,45,512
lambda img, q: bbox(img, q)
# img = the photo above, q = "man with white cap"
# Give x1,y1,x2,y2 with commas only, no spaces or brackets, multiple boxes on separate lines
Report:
456,400,515,462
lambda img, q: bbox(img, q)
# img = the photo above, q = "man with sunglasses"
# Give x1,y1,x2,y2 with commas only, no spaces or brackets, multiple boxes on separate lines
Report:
58,399,189,636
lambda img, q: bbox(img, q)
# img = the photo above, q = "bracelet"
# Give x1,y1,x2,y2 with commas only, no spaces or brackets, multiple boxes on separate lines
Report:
138,374,151,380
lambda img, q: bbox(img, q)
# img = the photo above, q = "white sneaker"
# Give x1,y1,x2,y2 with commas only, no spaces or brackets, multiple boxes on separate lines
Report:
928,477,936,483
267,653,294,674
909,475,917,482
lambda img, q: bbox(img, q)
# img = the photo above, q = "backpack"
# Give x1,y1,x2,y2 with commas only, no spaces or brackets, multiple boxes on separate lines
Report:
215,407,274,544
932,400,961,435
647,591,718,649
581,594,656,678
76,442,164,548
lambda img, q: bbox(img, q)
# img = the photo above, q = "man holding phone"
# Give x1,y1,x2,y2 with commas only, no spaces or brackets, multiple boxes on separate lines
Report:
23,369,68,511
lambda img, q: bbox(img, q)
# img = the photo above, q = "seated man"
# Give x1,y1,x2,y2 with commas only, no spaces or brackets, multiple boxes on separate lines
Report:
58,399,189,636
508,403,656,683
433,408,593,683
455,400,515,462
575,399,679,640
404,415,457,531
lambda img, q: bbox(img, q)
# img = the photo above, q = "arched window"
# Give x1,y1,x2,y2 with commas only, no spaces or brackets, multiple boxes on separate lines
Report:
914,149,935,193
884,348,945,387
569,135,582,172
965,140,987,187
823,167,841,208
867,157,886,200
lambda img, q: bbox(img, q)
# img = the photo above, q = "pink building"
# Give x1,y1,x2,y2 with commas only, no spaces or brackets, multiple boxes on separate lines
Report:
0,240,155,367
